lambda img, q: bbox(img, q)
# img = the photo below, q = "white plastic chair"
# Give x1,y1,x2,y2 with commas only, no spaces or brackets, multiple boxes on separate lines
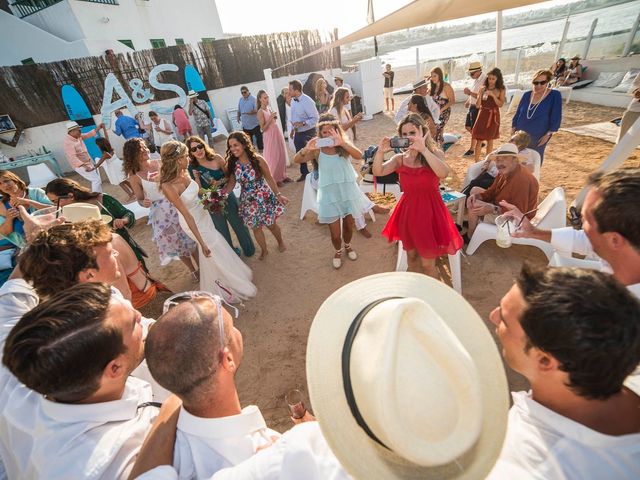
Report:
27,163,58,188
212,117,229,140
395,241,462,294
123,201,150,220
466,187,566,260
226,108,242,132
506,89,524,115
548,252,603,270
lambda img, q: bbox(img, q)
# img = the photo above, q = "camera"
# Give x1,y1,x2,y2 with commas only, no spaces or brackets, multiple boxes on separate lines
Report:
390,137,410,149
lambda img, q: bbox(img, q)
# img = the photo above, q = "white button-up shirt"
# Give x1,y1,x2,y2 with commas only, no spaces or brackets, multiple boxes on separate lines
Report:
488,391,640,479
138,422,351,480
0,285,158,479
171,405,280,479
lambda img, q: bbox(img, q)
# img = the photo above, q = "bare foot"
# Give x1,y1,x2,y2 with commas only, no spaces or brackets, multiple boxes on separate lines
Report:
259,250,268,260
278,243,287,253
358,227,372,238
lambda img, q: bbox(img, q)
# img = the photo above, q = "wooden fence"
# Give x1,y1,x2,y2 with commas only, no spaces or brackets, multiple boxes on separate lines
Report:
0,29,340,128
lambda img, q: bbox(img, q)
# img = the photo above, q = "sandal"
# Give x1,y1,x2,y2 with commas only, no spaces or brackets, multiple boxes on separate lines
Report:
332,249,342,269
345,243,358,261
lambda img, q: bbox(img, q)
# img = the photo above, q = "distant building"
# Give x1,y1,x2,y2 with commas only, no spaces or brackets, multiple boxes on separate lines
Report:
0,0,229,66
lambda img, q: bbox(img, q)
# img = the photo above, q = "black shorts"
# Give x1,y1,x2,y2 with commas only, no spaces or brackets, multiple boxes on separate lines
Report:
465,105,479,129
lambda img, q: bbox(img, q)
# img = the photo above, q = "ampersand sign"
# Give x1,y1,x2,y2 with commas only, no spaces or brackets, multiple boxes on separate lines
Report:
129,78,153,103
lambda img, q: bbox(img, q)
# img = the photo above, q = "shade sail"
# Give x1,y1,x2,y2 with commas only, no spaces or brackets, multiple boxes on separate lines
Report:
274,0,546,71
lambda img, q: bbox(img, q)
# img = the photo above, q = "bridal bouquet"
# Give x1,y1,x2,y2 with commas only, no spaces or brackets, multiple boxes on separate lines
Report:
199,184,228,215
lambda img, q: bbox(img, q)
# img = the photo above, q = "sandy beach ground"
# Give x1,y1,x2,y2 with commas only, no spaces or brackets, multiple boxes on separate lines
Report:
89,88,637,432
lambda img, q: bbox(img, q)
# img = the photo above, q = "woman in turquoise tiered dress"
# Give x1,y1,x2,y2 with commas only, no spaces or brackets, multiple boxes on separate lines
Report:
294,115,371,269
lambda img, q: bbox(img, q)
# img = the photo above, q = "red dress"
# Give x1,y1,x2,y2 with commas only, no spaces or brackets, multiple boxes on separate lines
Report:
382,164,463,258
471,94,500,140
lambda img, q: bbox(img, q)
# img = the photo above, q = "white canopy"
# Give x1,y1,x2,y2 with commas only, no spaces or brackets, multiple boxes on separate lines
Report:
275,0,546,70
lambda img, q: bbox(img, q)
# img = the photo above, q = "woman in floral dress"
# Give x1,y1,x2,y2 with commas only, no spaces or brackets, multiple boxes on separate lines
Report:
427,66,455,146
122,138,199,279
225,131,289,260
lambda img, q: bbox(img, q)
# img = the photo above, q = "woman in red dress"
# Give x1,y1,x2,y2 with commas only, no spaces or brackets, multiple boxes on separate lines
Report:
471,67,506,161
374,114,463,278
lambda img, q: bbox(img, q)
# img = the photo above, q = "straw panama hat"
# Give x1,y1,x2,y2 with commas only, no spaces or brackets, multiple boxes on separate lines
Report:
412,78,428,89
187,90,199,98
467,61,483,72
62,203,112,224
488,143,526,161
65,121,81,131
306,272,509,480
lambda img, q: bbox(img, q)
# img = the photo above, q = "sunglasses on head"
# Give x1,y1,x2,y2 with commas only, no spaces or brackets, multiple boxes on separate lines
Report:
532,80,548,86
190,144,205,153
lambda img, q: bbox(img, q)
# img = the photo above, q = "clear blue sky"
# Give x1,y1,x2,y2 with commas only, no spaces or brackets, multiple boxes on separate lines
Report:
215,0,581,36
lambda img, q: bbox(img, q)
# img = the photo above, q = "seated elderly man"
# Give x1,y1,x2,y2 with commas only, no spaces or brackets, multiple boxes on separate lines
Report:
142,292,280,479
0,283,174,478
465,142,539,240
488,265,640,478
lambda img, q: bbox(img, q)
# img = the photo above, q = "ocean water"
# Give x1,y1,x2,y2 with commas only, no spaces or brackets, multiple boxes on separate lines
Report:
380,0,640,67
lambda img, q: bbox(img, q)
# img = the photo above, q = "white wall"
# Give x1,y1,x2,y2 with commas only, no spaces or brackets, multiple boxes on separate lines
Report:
0,10,91,66
20,0,85,42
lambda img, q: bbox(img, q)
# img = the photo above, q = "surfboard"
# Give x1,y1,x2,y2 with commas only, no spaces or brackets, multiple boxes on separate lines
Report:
61,84,101,160
184,64,216,132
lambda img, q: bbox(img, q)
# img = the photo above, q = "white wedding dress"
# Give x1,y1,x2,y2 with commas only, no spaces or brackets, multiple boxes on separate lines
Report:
178,180,257,302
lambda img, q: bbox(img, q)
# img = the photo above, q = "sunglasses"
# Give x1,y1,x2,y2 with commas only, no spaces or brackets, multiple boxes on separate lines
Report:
163,290,238,354
532,80,548,86
241,91,248,94
190,144,205,153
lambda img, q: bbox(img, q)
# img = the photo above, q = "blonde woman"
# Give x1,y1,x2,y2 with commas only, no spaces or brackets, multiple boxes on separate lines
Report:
256,90,291,185
328,87,363,141
314,78,331,114
159,140,256,303
294,115,371,268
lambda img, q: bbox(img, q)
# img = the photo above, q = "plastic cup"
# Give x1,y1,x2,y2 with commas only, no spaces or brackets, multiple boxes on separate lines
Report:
285,389,307,420
495,214,514,248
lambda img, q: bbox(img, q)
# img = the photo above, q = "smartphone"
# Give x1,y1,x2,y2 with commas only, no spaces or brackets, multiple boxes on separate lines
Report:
390,137,410,149
316,138,335,148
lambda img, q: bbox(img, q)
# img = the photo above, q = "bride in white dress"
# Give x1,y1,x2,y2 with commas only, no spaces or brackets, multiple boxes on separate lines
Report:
159,140,257,303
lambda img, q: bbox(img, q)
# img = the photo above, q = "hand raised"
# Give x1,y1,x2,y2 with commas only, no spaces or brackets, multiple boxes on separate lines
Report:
378,136,392,154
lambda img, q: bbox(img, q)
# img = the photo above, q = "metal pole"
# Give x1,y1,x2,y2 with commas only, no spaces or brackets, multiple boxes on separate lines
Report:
582,19,598,60
514,47,523,86
622,12,640,57
555,16,570,59
416,48,420,80
496,10,503,68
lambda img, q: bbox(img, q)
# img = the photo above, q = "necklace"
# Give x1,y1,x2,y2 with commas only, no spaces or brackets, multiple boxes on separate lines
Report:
526,90,549,120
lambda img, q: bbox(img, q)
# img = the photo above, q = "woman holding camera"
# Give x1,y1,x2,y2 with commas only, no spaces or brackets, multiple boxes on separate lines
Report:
294,114,371,269
373,114,462,278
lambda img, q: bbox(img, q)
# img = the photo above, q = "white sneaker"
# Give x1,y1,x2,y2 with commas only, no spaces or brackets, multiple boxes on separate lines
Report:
345,244,358,261
333,250,342,269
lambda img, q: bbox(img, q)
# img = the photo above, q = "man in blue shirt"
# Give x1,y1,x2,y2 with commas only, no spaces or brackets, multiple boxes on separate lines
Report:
237,86,263,152
113,110,143,140
288,79,319,181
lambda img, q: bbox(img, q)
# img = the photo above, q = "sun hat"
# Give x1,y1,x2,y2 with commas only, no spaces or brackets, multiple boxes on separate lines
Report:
412,78,427,90
334,74,344,82
467,61,483,72
187,90,198,98
65,121,81,132
62,203,112,224
306,272,509,480
488,143,526,160
571,54,581,60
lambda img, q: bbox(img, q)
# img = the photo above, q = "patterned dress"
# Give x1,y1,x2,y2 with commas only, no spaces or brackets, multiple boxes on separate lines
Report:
139,174,197,266
234,161,284,229
432,92,451,146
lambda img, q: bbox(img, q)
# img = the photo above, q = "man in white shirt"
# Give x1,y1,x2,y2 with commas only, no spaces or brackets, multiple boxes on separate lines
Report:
502,168,640,298
487,264,640,479
0,283,158,479
462,61,487,157
143,295,280,479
